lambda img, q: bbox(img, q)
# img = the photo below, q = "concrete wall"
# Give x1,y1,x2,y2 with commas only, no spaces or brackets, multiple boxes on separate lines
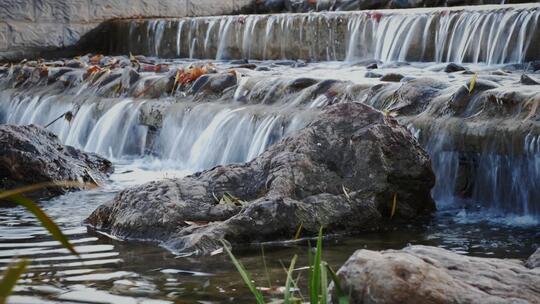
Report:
0,0,255,61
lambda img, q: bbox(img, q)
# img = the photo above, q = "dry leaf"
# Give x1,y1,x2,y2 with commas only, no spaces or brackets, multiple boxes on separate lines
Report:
390,193,397,219
468,73,478,95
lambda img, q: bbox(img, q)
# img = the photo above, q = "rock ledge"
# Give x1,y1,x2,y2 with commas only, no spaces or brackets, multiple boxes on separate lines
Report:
87,102,435,254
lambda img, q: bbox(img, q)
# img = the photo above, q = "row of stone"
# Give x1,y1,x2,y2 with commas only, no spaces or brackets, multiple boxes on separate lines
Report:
0,0,252,61
255,0,537,12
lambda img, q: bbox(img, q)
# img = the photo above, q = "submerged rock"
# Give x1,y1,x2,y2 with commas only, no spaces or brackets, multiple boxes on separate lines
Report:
331,245,540,304
86,102,435,254
0,125,113,199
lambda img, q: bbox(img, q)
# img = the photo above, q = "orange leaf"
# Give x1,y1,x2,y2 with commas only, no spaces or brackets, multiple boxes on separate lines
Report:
86,65,101,74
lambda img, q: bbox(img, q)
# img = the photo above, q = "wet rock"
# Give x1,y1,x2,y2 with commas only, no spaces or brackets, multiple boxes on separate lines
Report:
364,71,382,78
230,59,249,65
272,60,299,66
255,66,271,72
521,74,540,85
87,102,435,254
444,63,467,73
0,125,113,199
190,73,238,96
257,0,286,12
295,60,308,68
491,69,509,76
380,73,404,82
527,248,540,268
331,245,540,304
288,77,319,90
366,63,378,70
233,63,257,70
65,60,85,69
384,78,449,115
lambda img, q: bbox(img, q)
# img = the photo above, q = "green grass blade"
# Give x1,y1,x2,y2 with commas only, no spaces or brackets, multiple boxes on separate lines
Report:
0,181,94,200
284,254,298,304
0,259,30,304
309,227,323,304
261,245,272,288
326,264,349,304
222,241,265,304
320,261,328,304
6,195,78,256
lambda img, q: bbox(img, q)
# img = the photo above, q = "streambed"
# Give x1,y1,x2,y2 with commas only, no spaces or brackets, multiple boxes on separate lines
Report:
0,57,540,303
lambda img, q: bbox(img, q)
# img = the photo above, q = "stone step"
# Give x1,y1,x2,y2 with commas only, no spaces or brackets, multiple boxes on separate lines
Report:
97,3,540,64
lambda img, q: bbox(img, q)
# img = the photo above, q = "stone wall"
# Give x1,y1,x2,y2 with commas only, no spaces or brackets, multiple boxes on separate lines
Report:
0,0,254,61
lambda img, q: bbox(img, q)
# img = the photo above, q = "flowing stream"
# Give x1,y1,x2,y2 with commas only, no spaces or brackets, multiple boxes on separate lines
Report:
1,2,539,303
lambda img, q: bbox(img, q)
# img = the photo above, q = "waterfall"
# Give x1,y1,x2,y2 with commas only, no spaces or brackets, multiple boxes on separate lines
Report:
0,75,320,170
110,4,540,64
0,92,149,160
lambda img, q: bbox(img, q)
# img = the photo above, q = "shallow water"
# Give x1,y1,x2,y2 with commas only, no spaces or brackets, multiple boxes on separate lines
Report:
1,159,538,304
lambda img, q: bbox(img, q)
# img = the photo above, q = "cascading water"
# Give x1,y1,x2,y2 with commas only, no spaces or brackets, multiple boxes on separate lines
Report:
0,73,322,171
107,3,540,64
1,2,540,301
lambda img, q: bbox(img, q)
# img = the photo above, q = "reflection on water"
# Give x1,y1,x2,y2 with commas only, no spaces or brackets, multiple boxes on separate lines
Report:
1,161,538,304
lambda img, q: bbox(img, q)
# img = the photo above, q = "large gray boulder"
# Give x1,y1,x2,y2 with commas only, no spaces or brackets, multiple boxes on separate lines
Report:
332,245,540,304
86,102,435,254
0,124,113,199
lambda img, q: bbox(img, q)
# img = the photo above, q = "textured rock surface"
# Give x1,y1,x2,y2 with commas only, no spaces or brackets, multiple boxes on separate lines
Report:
86,102,435,254
528,248,540,269
0,124,113,198
331,245,540,304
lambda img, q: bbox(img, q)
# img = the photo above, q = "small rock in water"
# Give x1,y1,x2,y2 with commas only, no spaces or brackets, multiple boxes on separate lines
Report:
255,66,271,71
444,62,467,73
294,60,308,68
520,74,540,85
272,60,298,66
366,63,378,70
380,73,404,82
364,71,382,78
233,63,257,70
229,59,249,65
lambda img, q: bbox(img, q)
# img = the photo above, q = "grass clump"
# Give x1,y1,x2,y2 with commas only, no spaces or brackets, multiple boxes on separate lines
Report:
223,228,349,304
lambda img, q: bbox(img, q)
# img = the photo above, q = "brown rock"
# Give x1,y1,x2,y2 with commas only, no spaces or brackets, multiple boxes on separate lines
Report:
332,245,540,304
